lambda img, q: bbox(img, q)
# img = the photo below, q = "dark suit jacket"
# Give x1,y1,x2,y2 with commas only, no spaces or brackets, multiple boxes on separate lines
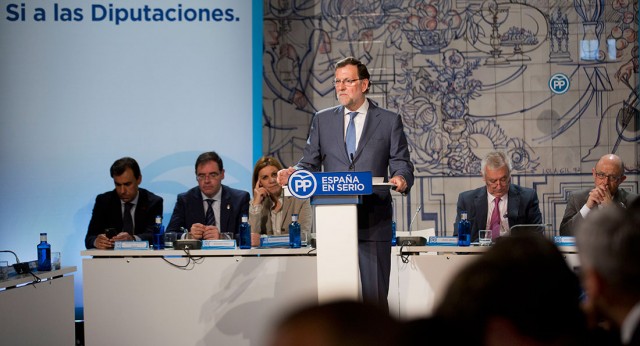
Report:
296,99,414,241
455,185,542,242
166,185,250,236
559,188,638,236
85,188,163,249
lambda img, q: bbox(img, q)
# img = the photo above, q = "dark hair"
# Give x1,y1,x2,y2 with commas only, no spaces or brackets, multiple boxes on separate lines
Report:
110,157,141,179
252,156,284,190
435,235,586,344
335,56,371,93
195,151,224,172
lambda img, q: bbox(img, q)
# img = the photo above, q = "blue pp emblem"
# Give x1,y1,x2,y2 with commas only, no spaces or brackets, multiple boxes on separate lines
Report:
288,170,317,199
549,73,570,94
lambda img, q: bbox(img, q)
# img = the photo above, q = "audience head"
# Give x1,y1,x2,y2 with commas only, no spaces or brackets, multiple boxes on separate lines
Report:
195,151,225,198
481,151,512,198
252,156,284,194
268,300,400,346
110,157,141,203
592,154,626,196
435,234,586,345
575,202,640,327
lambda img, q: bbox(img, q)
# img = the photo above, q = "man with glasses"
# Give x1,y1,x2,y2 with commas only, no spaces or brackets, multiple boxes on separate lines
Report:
560,154,637,235
276,57,414,310
454,151,542,242
167,151,250,240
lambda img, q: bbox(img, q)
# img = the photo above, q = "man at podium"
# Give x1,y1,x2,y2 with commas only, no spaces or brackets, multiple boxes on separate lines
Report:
278,57,414,309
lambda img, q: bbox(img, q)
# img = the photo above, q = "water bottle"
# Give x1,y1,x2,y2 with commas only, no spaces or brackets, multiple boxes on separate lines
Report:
37,233,52,271
238,214,251,249
153,215,165,250
391,220,397,246
457,211,471,247
289,214,301,248
391,199,397,246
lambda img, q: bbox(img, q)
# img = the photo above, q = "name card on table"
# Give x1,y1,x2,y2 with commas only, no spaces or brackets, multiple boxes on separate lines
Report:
202,239,236,249
554,236,575,246
260,235,290,248
427,236,458,246
114,241,149,250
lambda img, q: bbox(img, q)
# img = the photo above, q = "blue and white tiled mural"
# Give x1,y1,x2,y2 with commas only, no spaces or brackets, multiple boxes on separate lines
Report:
262,0,639,234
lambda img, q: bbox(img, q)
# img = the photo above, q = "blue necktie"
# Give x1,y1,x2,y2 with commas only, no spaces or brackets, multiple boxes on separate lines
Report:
345,111,358,161
205,199,216,226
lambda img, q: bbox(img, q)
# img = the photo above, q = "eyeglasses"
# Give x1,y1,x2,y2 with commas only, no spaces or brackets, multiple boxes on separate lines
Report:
196,172,220,181
595,172,621,182
333,78,362,87
486,177,509,186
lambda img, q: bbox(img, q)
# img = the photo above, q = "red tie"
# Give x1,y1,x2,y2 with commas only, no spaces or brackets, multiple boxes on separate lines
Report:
490,197,501,239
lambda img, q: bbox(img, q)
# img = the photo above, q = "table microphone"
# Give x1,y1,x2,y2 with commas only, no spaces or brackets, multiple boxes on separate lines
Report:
396,205,426,246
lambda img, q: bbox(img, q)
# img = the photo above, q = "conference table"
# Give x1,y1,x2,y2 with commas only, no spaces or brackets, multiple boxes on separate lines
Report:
0,266,76,345
82,245,578,345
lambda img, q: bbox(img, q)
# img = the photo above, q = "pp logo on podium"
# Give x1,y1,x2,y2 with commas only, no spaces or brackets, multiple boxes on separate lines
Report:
549,73,570,94
288,170,317,199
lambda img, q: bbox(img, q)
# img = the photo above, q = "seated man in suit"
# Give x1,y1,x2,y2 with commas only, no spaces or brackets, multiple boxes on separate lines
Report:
85,157,163,249
560,154,637,236
167,151,250,240
454,151,542,242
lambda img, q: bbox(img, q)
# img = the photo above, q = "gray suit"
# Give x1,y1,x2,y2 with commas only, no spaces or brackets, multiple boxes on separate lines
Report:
559,188,638,236
296,99,414,307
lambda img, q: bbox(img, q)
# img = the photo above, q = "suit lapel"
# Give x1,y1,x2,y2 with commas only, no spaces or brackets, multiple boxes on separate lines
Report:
507,185,520,225
190,188,206,224
474,187,488,230
280,197,293,231
356,103,381,160
220,186,231,232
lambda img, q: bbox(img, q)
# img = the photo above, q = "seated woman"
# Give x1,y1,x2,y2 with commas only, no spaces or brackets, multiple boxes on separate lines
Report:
249,156,312,246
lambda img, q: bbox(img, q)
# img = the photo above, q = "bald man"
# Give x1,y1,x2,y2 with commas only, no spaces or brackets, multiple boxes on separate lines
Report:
559,154,638,236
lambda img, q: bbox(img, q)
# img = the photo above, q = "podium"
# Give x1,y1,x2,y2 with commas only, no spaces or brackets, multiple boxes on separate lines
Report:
287,170,379,304
312,195,361,303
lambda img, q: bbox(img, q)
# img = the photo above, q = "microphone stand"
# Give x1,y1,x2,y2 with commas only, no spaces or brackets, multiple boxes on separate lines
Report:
396,206,427,246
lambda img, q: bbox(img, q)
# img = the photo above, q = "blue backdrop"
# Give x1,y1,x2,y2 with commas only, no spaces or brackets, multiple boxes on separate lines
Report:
0,0,262,318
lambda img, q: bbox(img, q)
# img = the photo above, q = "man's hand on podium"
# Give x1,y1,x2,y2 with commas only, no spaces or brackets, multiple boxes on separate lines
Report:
277,167,296,186
389,175,408,193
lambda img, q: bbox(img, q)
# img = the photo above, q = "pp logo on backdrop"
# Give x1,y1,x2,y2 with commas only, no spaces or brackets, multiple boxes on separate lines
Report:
549,73,570,94
288,170,317,199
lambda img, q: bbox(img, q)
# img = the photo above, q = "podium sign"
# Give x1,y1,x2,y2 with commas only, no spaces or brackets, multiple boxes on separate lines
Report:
289,170,373,303
288,171,372,198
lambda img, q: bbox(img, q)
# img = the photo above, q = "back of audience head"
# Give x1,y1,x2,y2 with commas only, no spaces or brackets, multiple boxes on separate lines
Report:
434,234,586,345
575,201,640,329
268,300,401,346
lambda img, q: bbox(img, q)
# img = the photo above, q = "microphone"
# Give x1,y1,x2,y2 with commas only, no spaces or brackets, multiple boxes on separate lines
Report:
396,205,426,246
408,205,422,236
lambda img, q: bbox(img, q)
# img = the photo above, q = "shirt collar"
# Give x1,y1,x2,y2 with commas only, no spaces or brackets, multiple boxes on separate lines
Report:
121,191,139,206
201,188,222,201
344,99,369,116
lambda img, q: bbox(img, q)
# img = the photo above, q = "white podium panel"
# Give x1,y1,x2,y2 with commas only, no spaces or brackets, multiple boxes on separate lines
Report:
314,203,359,303
82,253,317,346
